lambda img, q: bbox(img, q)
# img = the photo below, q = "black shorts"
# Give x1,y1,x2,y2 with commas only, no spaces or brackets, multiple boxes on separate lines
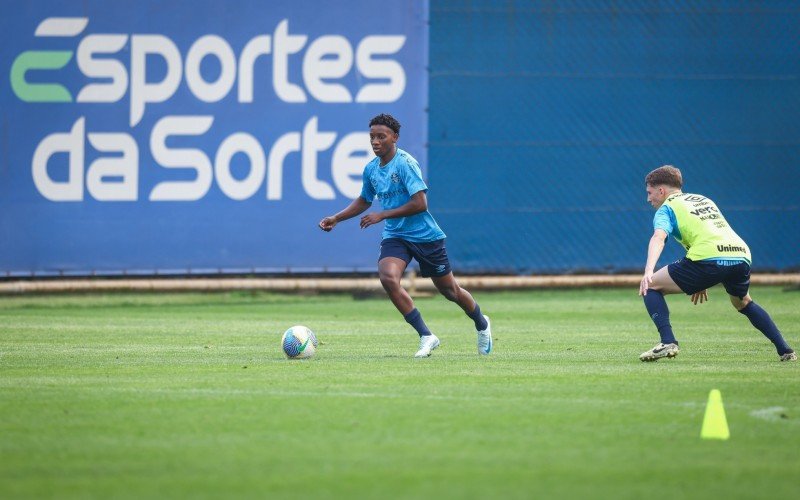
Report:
379,238,451,278
667,258,751,299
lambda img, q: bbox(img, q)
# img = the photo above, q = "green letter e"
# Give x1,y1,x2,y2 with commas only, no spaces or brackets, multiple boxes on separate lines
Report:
10,51,73,102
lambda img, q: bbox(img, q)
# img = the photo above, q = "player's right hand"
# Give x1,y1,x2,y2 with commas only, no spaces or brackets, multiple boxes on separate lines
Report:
319,216,337,232
690,290,708,305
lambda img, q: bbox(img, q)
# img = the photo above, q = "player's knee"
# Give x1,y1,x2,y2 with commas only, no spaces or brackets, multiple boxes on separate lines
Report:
437,284,460,302
730,294,751,311
379,272,401,291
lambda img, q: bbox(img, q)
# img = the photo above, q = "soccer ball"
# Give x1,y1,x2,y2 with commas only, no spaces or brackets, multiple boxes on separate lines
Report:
281,325,318,359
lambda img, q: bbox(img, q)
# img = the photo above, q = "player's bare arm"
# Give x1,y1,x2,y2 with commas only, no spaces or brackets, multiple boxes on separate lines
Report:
319,197,371,232
360,191,427,229
639,228,668,296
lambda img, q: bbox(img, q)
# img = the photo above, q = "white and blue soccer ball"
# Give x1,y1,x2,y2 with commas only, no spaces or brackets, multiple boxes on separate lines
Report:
281,325,318,359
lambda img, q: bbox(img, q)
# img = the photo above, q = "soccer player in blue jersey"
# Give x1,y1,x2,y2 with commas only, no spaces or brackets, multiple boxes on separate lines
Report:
319,113,492,358
638,165,796,362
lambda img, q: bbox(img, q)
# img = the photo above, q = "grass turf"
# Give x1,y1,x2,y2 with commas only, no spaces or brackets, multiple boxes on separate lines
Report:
1,286,798,499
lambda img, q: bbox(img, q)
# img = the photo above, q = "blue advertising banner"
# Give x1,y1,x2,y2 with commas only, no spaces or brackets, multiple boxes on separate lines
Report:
0,0,429,275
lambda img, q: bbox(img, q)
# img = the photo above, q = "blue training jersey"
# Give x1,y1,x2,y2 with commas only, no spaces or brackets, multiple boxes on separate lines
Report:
360,148,446,243
653,204,681,240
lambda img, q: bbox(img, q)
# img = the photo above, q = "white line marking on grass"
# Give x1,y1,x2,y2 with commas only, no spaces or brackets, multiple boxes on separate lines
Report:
750,407,794,423
116,386,521,402
104,386,709,408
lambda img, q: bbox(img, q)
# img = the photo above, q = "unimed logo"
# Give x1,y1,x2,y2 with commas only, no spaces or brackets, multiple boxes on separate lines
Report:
10,17,408,202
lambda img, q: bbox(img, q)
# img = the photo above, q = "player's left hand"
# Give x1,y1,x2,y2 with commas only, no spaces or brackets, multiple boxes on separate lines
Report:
639,272,653,296
691,290,708,305
359,212,384,229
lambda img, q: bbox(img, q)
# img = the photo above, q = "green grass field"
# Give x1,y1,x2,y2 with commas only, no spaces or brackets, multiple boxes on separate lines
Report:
1,286,798,499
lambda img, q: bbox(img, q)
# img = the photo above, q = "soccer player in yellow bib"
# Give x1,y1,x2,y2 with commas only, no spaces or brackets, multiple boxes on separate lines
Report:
638,165,795,362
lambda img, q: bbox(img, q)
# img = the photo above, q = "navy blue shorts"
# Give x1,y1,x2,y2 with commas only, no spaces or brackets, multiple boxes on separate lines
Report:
379,238,451,278
667,258,751,299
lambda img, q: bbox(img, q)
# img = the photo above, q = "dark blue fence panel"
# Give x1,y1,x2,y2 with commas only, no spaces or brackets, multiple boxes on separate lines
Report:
429,0,800,272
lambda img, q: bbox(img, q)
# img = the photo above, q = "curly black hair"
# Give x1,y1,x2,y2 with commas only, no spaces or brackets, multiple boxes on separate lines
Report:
369,113,401,135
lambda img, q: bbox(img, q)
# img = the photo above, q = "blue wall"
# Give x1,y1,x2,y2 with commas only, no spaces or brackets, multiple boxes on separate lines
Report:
3,0,799,276
429,0,800,272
